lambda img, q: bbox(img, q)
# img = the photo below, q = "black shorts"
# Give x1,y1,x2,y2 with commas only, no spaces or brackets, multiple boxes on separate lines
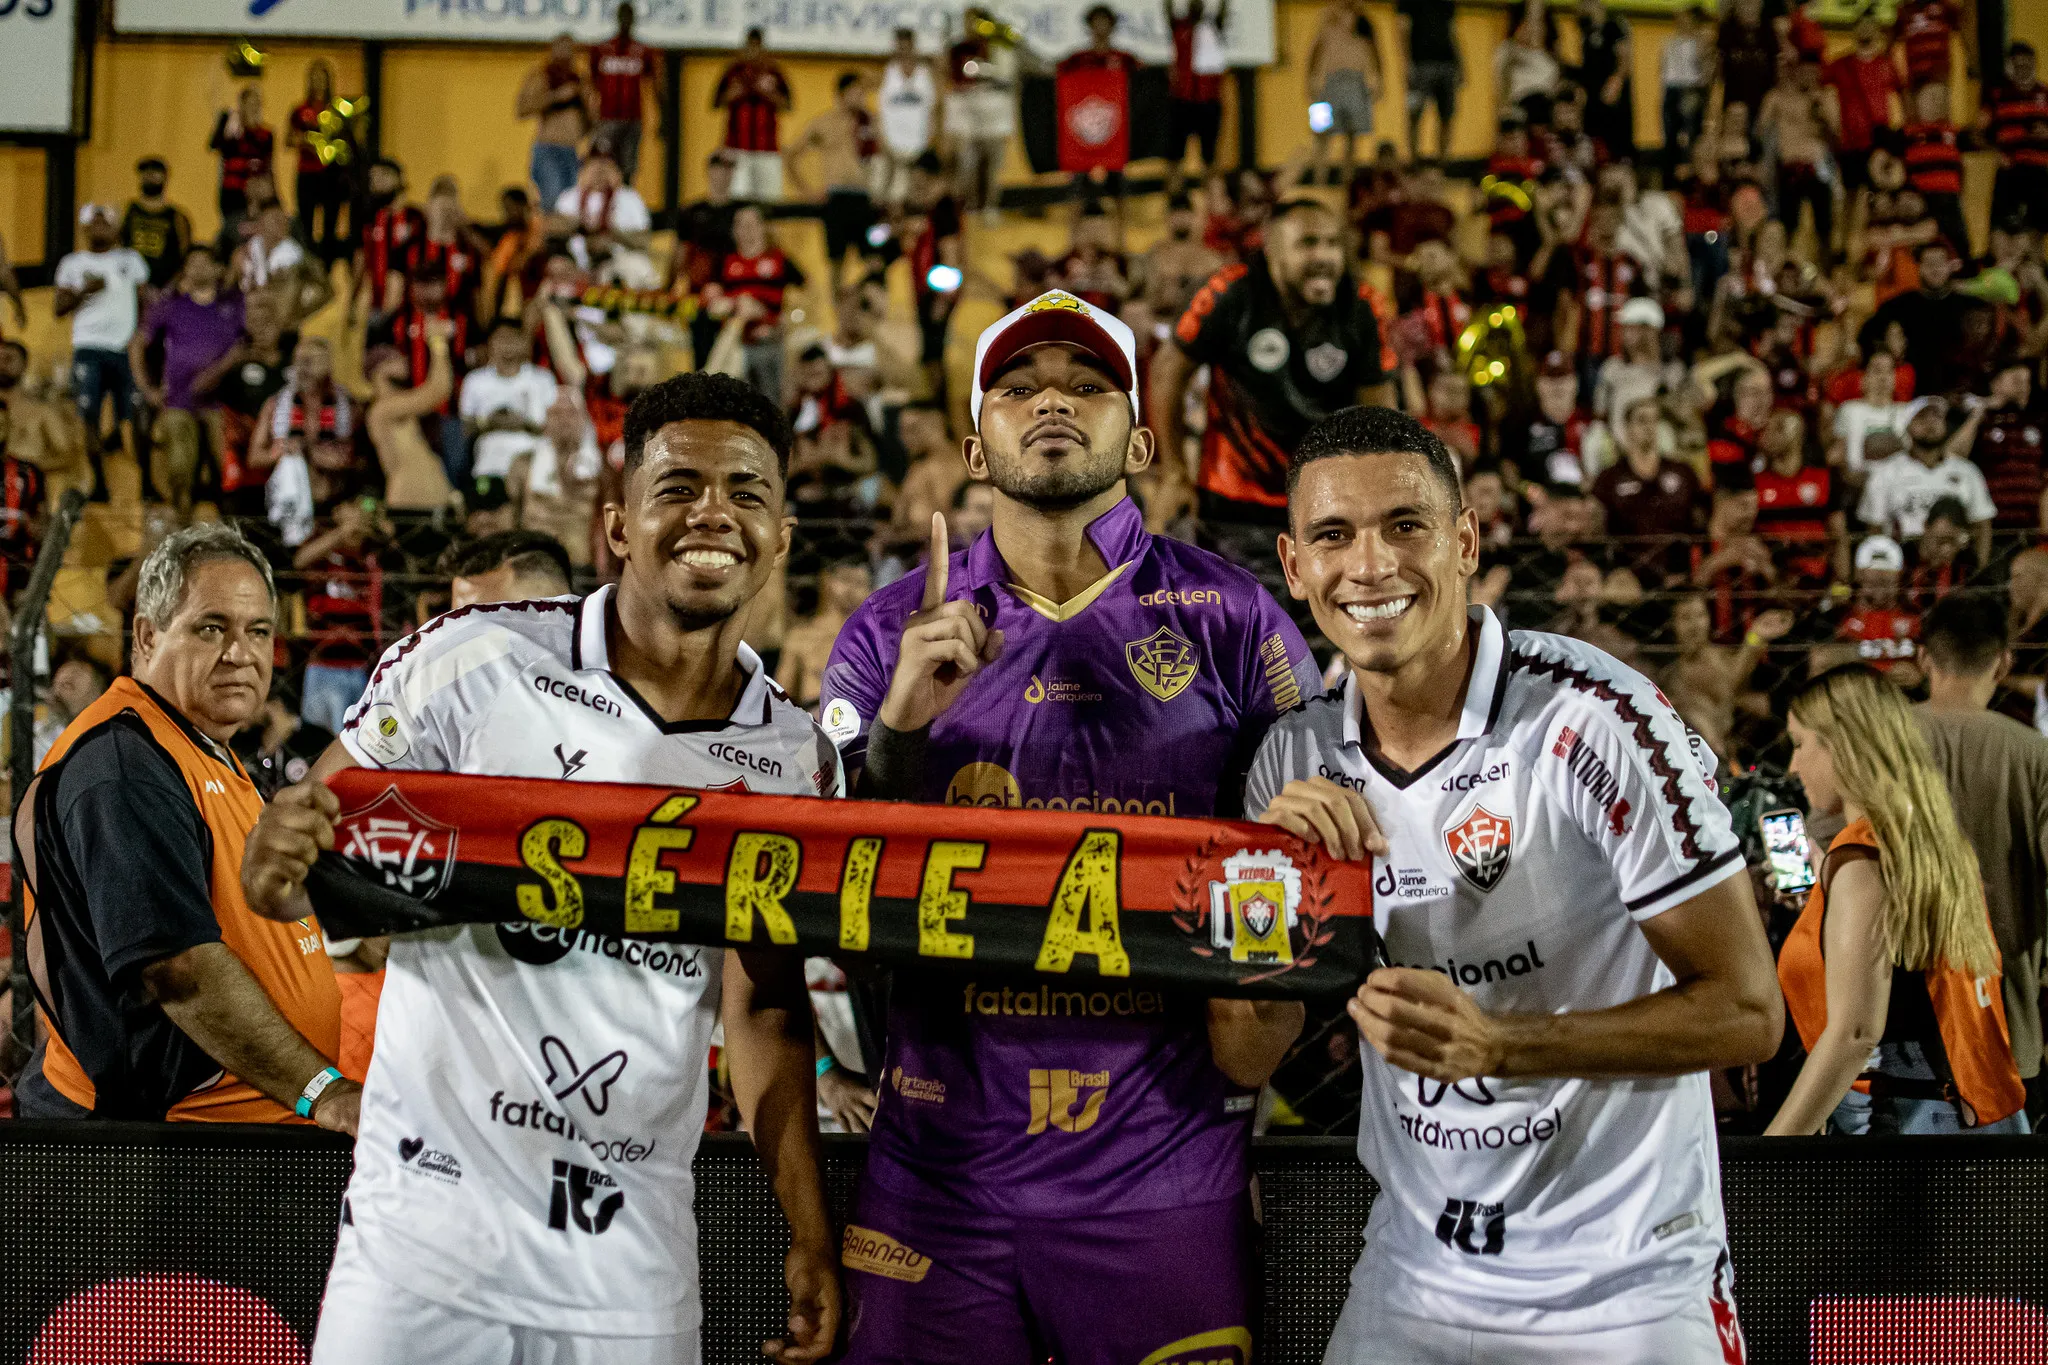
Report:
1168,98,1223,166
1837,147,1874,191
916,302,951,365
822,189,876,262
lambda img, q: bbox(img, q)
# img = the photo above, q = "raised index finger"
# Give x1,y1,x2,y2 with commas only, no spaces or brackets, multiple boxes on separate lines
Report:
922,511,950,612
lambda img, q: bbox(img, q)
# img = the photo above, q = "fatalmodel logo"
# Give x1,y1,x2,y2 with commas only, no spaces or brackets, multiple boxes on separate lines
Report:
548,1160,624,1234
541,1035,628,1114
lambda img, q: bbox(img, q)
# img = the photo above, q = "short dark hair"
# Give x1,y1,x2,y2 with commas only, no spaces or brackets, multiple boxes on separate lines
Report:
1086,3,1117,23
487,317,525,341
1288,406,1463,510
2011,40,2036,58
745,25,764,41
1920,593,2007,676
137,156,167,173
441,530,574,595
621,372,793,479
894,25,916,41
501,186,530,206
1924,494,1970,528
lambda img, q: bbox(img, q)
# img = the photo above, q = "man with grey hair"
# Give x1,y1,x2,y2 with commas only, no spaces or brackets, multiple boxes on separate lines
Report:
12,522,350,1129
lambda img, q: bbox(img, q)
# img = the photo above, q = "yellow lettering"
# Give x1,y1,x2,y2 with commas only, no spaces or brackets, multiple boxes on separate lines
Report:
516,818,588,928
838,837,883,951
1027,1067,1051,1134
917,840,983,959
725,832,802,944
647,793,700,825
1026,1066,1111,1134
623,825,695,933
1034,830,1131,977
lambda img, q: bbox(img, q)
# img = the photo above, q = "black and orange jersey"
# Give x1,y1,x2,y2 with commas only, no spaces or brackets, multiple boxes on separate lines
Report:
1172,258,1393,510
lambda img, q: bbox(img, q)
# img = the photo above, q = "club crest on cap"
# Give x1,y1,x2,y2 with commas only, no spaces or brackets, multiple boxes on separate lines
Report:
1026,291,1088,314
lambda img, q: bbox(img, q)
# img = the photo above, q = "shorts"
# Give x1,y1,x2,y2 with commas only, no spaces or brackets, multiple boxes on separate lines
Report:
1168,97,1223,166
945,86,1016,142
823,188,877,261
915,302,951,366
71,346,134,429
838,1183,1253,1365
1837,146,1874,192
313,1222,699,1365
1322,1260,1747,1365
726,149,783,203
1320,69,1375,136
1407,60,1461,121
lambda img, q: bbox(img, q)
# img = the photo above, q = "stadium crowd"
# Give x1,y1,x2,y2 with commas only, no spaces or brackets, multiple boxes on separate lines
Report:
3,0,2048,1151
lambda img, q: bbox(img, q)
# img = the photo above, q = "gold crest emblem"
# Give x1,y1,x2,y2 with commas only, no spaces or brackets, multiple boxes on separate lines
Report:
1125,625,1198,701
1025,290,1087,314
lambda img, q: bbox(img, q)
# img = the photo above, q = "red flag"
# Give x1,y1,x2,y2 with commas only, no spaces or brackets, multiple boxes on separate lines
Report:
1056,55,1132,174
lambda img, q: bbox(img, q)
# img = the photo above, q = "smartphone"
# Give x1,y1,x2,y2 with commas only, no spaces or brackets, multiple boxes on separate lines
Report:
1308,101,1334,135
925,263,963,293
1759,808,1816,895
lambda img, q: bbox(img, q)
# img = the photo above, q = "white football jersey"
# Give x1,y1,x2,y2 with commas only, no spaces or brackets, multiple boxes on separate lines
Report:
334,586,843,1337
1246,607,1745,1336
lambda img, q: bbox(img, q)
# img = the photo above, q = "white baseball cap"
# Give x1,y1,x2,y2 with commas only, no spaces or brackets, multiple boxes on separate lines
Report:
78,203,116,225
1618,296,1665,330
1854,535,1904,572
970,289,1139,429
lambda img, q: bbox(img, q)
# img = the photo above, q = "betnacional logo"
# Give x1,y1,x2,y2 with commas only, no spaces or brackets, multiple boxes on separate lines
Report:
1444,805,1513,893
1174,842,1337,983
944,761,1023,807
335,786,459,900
1125,625,1199,702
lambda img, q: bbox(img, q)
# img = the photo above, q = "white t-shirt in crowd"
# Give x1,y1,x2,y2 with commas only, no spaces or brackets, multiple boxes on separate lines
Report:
240,235,306,293
1856,452,1998,538
459,363,560,478
334,587,844,1338
879,61,937,157
1832,399,1913,475
1661,33,1706,88
1247,607,1745,1336
53,248,149,352
553,185,653,236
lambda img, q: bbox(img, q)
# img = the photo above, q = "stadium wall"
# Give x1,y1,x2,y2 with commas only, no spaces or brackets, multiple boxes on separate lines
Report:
1,1126,2045,1365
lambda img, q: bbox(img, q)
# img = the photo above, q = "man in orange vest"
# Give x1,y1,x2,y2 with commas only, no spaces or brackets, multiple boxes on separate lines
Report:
13,522,348,1129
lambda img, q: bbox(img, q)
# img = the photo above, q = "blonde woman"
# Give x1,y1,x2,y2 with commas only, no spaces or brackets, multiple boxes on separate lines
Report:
1770,666,2030,1135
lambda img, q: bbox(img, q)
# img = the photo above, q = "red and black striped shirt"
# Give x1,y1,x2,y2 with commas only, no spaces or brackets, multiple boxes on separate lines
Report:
1893,0,1960,89
381,305,468,414
1574,248,1639,359
1986,81,2048,169
716,61,790,153
590,37,655,122
1754,462,1838,580
1902,120,1963,197
209,117,273,195
716,248,804,343
401,235,483,323
363,203,427,308
1972,406,2047,528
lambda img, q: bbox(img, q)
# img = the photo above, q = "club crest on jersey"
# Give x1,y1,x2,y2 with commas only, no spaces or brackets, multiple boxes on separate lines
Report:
334,786,460,900
1444,805,1514,892
1304,342,1349,383
1025,290,1087,314
1125,625,1199,701
1203,850,1302,964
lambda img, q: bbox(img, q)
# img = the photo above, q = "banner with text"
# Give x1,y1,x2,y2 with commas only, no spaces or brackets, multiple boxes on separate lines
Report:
306,768,1378,997
0,0,78,134
113,0,1275,66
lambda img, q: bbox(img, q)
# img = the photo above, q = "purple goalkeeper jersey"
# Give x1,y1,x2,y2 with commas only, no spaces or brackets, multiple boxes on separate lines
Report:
819,496,1321,1217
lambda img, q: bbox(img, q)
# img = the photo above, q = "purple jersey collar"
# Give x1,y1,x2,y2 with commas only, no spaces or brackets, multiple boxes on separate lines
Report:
957,495,1151,593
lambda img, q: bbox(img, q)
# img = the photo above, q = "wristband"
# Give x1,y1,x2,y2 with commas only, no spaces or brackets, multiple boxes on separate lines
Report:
1744,630,1766,648
815,1056,837,1079
296,1065,344,1119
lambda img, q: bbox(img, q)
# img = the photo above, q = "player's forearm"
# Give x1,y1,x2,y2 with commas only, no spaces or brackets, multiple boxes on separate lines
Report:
1206,998,1306,1088
1491,971,1782,1080
143,941,338,1111
725,953,835,1254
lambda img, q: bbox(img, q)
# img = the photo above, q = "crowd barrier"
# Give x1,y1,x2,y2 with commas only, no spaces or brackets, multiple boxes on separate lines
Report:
1,1125,2044,1364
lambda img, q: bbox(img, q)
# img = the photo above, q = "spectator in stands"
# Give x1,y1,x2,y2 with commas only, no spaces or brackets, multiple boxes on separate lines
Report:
704,204,804,404
901,152,963,401
1305,0,1382,188
1861,239,1973,399
0,402,47,600
1658,4,1709,176
130,245,243,517
14,523,349,1127
233,690,334,801
1055,205,1130,312
1593,395,1705,583
883,401,965,556
1829,350,1913,483
292,498,385,734
1834,534,1921,680
1917,593,2048,1122
590,3,661,184
1982,43,2048,235
878,29,937,208
1772,665,2028,1135
287,61,351,265
460,319,558,481
777,553,873,708
55,204,149,505
1951,356,2047,539
1753,409,1847,586
481,187,542,326
715,27,792,203
355,157,425,324
1656,592,1787,764
1859,397,1996,560
946,476,996,543
1139,194,1223,319
406,176,487,328
1758,56,1837,267
445,528,574,610
1592,296,1676,428
679,152,741,368
234,202,332,328
1894,0,1961,94
1904,497,1976,608
1505,350,1590,490
0,340,83,505
1823,14,1905,230
1395,0,1457,161
249,336,355,552
946,7,1022,220
1716,0,1778,120
1149,199,1394,578
554,147,656,288
1165,0,1229,189
1574,0,1633,161
1902,84,1971,260
378,266,471,481
1495,0,1562,130
209,86,273,226
192,289,291,521
789,73,881,283
511,395,603,567
519,32,593,212
120,157,194,297
363,329,456,516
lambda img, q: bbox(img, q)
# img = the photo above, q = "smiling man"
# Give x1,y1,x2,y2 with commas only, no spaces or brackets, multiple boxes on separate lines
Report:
1245,406,1782,1364
239,373,841,1365
15,524,343,1126
819,290,1317,1365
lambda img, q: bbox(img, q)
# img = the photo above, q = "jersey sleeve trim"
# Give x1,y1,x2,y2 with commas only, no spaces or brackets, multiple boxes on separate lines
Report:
343,598,578,736
1623,847,1744,921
